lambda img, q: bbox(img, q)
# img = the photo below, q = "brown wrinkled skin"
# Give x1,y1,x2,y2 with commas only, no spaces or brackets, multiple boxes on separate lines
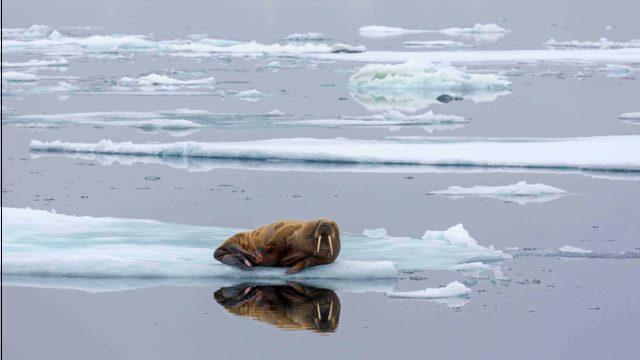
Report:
213,218,341,274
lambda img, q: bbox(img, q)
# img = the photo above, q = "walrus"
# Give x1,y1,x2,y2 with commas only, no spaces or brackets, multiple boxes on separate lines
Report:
213,218,340,274
214,282,340,332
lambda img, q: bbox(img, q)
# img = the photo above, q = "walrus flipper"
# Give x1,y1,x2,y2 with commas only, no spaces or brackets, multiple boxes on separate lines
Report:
214,243,255,270
286,258,316,274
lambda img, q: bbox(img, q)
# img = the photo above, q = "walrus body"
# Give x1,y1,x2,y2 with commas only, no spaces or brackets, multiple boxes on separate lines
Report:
214,282,340,332
214,218,340,274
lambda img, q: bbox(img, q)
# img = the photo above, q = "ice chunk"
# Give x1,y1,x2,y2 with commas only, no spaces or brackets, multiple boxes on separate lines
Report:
283,32,327,42
358,25,429,39
545,37,640,50
403,40,470,49
1,58,68,68
363,228,388,238
348,59,510,111
267,109,285,116
235,89,263,101
121,73,215,86
29,135,640,173
281,110,467,131
386,281,471,298
428,181,567,205
619,112,640,119
599,64,635,78
558,245,592,254
2,71,38,82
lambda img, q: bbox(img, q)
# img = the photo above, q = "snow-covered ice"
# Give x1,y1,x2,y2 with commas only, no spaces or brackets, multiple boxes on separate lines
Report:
545,37,640,50
359,23,508,42
29,135,640,173
403,40,470,49
428,181,567,205
2,71,39,82
558,245,593,254
2,208,509,291
386,281,472,299
283,32,327,42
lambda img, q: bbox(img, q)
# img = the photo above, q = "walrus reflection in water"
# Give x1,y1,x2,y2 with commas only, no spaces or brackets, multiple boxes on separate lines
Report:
214,219,340,274
214,282,340,332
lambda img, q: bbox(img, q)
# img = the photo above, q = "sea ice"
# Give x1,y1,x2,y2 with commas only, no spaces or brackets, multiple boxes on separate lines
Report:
2,208,509,291
599,64,635,78
619,112,640,119
359,23,508,42
2,71,39,82
348,59,510,111
386,281,472,299
427,181,567,205
558,245,592,254
1,58,68,68
403,40,470,49
545,37,640,50
283,32,327,42
29,135,640,173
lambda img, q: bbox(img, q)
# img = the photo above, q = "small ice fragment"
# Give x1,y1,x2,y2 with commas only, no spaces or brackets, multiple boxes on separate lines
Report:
363,228,388,238
619,112,640,119
559,245,592,254
267,109,285,116
283,32,326,42
2,71,39,82
386,281,472,299
144,175,161,181
236,89,263,101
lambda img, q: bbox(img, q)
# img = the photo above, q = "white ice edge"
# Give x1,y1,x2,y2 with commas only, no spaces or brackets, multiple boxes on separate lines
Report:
28,136,640,173
2,207,509,282
386,281,472,299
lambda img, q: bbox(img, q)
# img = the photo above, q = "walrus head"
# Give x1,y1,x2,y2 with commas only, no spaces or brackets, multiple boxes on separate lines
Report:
310,218,340,259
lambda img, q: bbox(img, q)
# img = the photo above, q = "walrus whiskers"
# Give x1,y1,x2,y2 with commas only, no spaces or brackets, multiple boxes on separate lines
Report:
328,235,333,256
316,235,322,253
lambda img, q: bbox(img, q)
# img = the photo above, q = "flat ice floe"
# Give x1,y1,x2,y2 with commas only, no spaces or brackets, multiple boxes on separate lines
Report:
2,71,39,82
2,25,365,58
403,40,471,49
29,135,640,174
1,58,68,68
282,32,327,42
348,60,511,111
427,181,567,205
281,110,468,132
359,24,509,42
114,73,217,94
386,281,472,299
619,112,640,126
545,37,640,50
2,208,508,292
598,64,635,78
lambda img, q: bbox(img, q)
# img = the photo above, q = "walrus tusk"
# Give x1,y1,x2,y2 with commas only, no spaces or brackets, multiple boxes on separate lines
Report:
328,235,333,256
316,235,322,253
316,302,321,320
328,301,334,319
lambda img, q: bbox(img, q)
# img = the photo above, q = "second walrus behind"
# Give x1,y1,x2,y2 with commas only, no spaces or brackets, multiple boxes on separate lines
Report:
214,218,340,274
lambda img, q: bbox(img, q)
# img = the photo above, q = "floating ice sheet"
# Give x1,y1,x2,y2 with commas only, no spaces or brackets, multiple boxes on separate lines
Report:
386,281,472,299
359,24,509,42
545,37,640,50
427,181,567,205
403,40,471,49
29,136,640,174
1,58,68,68
2,25,365,58
348,60,511,111
2,208,508,291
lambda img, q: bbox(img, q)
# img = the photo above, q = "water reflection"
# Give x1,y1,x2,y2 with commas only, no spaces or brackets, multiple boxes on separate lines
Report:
214,282,340,333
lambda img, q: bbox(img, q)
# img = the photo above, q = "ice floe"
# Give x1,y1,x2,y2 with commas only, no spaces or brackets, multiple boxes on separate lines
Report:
359,23,509,42
386,281,472,299
403,40,471,49
427,181,567,205
558,246,592,254
307,48,640,64
113,73,217,94
619,112,640,120
3,108,290,133
283,32,327,42
2,71,39,82
1,58,68,68
235,88,264,101
2,25,365,58
281,110,467,132
545,37,640,50
598,64,635,78
29,135,640,173
2,208,508,292
348,59,511,111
